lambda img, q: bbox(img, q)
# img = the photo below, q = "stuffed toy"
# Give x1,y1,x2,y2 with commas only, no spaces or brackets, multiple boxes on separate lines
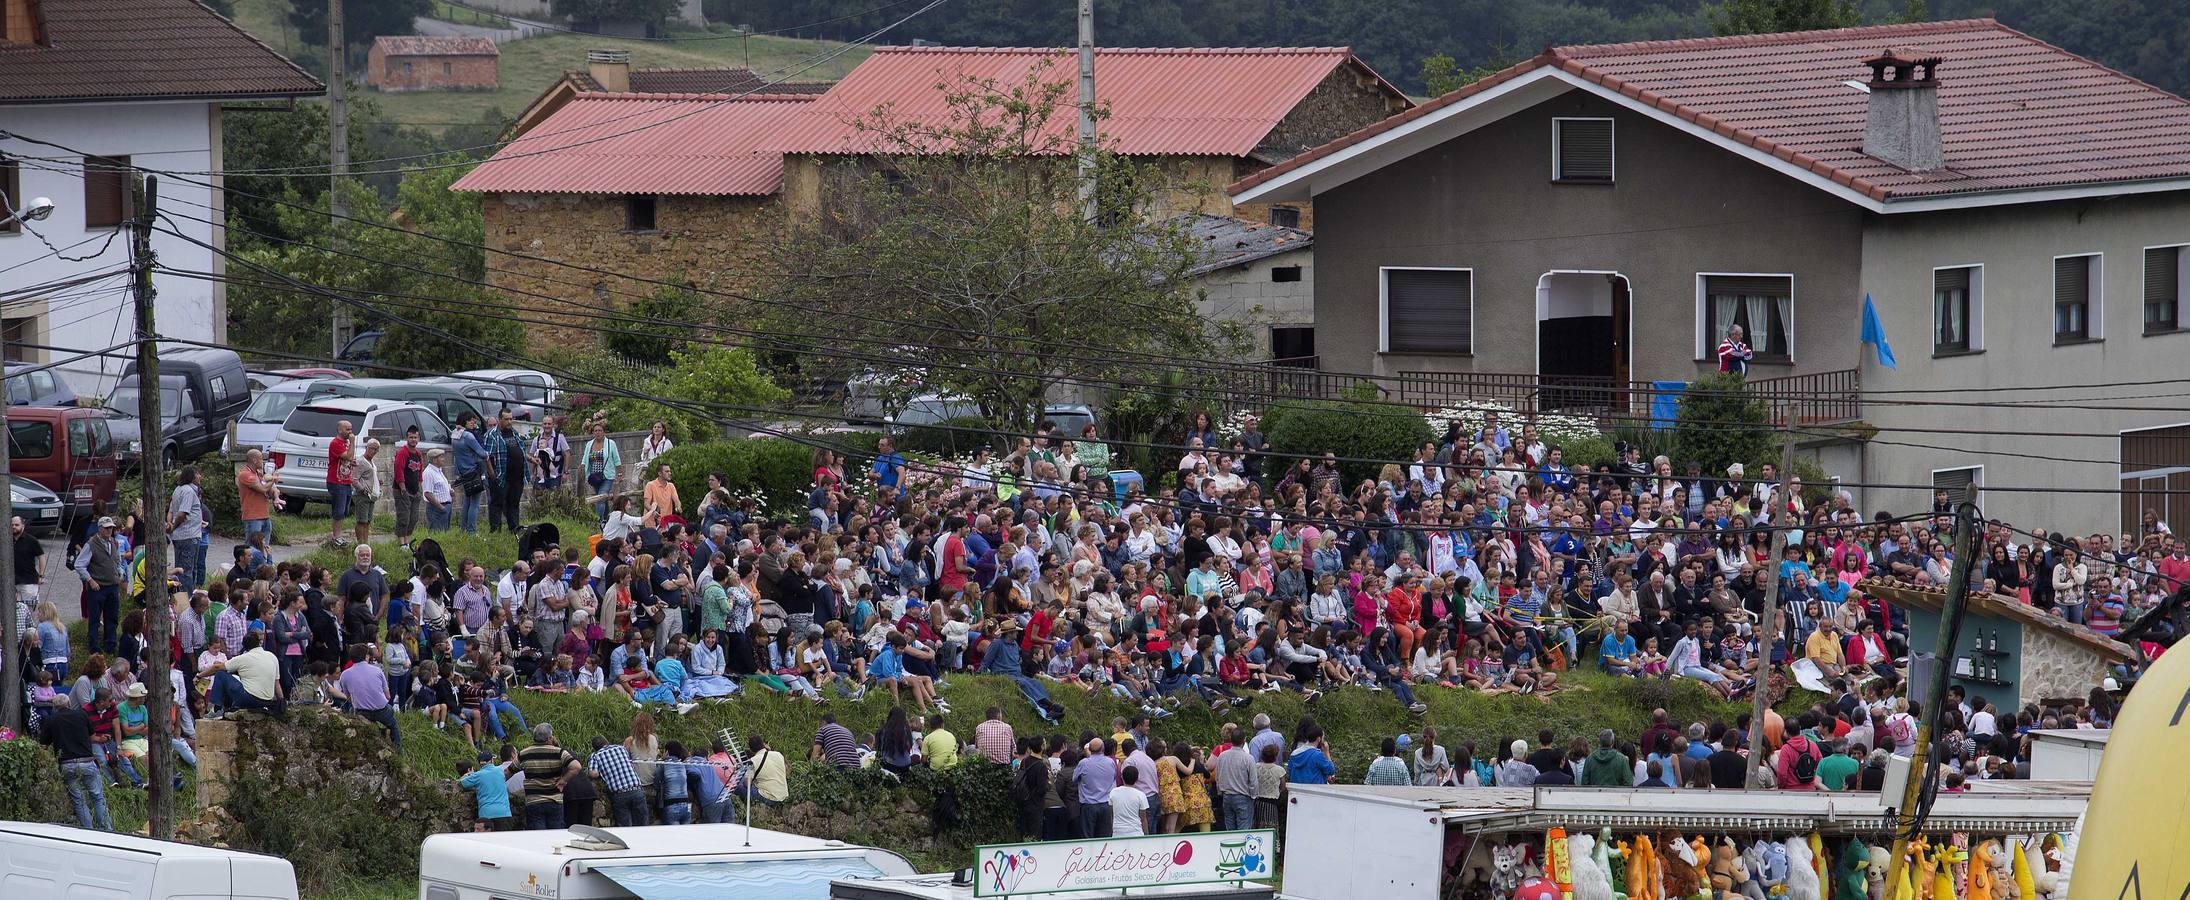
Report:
1708,839,1744,900
1985,841,2012,900
1744,841,1773,900
1785,838,1821,900
1614,841,1634,899
1663,835,1703,900
2032,837,2064,900
1811,834,1830,889
1946,835,1970,900
1761,841,1792,898
1931,844,1958,900
1629,836,1663,900
2053,828,2079,900
1693,837,1716,900
1913,841,1940,900
1865,846,1891,900
1551,828,1575,900
1835,841,1871,900
1573,832,1617,900
1892,845,1916,900
1732,840,1764,900
1492,843,1534,900
1970,841,2000,900
2011,842,2035,900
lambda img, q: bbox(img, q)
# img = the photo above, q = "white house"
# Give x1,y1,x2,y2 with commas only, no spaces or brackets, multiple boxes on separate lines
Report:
0,0,321,392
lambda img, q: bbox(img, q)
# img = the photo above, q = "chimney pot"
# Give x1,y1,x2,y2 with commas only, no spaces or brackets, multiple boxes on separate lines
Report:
1862,49,1944,172
587,48,631,92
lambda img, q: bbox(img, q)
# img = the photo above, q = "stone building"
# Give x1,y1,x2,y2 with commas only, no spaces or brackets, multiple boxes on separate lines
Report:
453,46,1408,350
1179,213,1317,360
366,36,498,92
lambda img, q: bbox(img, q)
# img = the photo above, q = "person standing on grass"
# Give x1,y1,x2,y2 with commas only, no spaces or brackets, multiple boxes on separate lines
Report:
423,448,453,532
326,417,356,547
516,724,575,830
166,466,204,588
452,413,487,535
237,449,278,546
1366,737,1411,785
1109,764,1150,836
392,425,426,551
352,438,384,548
459,752,515,830
42,693,110,831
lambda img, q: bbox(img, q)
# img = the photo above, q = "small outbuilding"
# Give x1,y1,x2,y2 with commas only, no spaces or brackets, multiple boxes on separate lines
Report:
366,36,499,92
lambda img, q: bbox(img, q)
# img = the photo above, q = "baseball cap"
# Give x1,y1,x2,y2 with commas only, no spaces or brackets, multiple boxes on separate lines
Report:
97,516,116,528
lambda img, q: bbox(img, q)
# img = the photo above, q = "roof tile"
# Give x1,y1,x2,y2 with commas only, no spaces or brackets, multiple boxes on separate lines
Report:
373,36,498,57
0,0,321,103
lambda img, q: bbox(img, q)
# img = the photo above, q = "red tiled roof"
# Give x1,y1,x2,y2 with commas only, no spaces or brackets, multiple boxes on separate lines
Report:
568,67,831,95
1232,19,2190,204
451,94,820,195
0,0,322,103
374,36,499,57
788,46,1395,157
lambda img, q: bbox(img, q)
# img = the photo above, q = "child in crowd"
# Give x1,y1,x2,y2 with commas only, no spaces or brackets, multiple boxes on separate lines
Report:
1638,637,1669,677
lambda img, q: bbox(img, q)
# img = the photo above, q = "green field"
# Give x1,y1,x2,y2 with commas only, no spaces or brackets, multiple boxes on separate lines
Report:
225,0,869,133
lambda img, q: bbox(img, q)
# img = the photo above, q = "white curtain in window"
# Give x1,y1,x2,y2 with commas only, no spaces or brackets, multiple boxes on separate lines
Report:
1712,295,1737,345
1774,295,1791,353
1744,295,1771,351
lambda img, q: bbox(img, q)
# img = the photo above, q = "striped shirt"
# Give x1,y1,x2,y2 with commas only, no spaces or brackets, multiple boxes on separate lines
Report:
1366,756,1413,786
813,722,860,769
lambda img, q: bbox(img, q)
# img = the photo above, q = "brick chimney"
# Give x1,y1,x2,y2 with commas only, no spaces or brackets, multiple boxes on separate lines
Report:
587,48,631,92
1862,49,1943,172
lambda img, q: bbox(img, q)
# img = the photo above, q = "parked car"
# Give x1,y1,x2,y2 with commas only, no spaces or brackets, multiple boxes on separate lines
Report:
224,379,320,458
450,369,561,417
269,397,451,506
8,474,63,535
300,378,483,432
6,405,116,519
418,380,540,438
4,363,79,408
1040,403,1097,437
106,346,250,463
336,329,383,366
245,366,348,393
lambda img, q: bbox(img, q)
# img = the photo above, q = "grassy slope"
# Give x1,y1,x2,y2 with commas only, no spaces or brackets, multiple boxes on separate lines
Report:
227,0,870,132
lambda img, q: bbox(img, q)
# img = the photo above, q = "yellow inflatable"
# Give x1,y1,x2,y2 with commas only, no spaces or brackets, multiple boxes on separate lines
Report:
2072,643,2190,900
2013,843,2035,900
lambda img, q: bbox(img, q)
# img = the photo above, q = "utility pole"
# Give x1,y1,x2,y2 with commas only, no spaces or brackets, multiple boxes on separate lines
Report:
131,173,176,840
1885,501,1979,891
1075,0,1097,223
0,322,14,734
1743,425,1798,777
327,0,352,358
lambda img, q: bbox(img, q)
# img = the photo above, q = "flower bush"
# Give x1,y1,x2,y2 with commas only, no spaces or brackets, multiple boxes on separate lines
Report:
1425,400,1602,445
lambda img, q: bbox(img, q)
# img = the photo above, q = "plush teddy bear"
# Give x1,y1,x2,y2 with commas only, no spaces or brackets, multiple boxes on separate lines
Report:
1785,838,1821,900
1970,841,2001,900
1663,835,1703,900
1866,846,1891,900
1573,832,1616,900
1709,839,1744,900
1834,841,1871,900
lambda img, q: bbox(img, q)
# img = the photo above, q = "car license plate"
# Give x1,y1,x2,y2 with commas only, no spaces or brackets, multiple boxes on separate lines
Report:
300,457,326,469
36,510,57,521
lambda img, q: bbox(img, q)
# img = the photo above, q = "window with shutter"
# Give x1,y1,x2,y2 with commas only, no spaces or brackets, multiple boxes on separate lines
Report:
1933,266,1975,353
1553,118,1614,183
1382,268,1473,355
2053,254,2096,342
2145,246,2182,334
82,154,130,229
0,157,17,234
1699,274,1793,361
1933,466,1980,507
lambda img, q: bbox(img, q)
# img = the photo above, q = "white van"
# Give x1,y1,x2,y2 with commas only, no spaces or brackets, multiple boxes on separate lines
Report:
419,825,916,900
0,822,299,900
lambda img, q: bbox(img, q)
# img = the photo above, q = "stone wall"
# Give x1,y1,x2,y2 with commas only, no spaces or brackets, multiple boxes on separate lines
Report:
2021,628,2115,705
482,192,779,351
1255,66,1407,163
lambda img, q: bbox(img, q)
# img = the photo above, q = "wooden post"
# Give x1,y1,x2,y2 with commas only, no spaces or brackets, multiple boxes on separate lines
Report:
1743,426,1798,777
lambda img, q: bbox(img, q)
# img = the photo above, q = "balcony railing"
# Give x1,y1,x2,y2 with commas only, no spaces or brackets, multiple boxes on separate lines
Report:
1208,359,1862,426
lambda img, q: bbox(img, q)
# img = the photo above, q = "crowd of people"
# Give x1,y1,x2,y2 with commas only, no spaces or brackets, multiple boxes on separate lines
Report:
12,400,2173,834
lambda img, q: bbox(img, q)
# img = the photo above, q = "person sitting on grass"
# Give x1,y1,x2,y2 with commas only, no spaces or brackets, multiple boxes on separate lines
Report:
682,630,740,700
413,660,452,727
1601,620,1642,677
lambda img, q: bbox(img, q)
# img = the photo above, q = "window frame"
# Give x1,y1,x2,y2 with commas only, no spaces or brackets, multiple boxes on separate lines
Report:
2052,252,2102,344
624,194,658,233
1378,266,1474,356
1551,117,1615,184
82,154,131,230
1693,272,1795,364
1270,265,1303,284
1931,263,1983,356
2142,243,2186,336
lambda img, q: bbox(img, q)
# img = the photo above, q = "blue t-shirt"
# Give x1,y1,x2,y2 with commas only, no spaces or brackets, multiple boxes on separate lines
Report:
1601,634,1637,662
872,452,905,489
1286,746,1335,784
461,765,512,819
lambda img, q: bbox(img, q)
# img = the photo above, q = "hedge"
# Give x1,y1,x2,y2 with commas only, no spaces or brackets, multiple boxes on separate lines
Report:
649,438,819,516
1261,394,1434,485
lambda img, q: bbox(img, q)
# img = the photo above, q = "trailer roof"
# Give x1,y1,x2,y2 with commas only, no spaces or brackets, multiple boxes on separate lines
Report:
1284,784,2089,836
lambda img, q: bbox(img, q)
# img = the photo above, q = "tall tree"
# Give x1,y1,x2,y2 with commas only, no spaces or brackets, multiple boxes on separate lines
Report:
551,0,681,24
288,0,433,48
762,68,1243,432
1709,0,1858,35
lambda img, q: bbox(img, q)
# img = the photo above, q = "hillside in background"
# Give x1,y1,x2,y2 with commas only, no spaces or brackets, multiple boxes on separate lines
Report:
226,0,868,134
703,0,2190,98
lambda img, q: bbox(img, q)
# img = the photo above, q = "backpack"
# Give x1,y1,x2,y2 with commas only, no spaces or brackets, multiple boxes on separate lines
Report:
1789,739,1820,783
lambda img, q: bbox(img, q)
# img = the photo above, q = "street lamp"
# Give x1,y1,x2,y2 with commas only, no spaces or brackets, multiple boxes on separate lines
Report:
1,195,55,227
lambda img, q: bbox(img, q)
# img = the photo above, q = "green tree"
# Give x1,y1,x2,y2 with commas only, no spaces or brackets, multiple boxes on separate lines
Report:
1709,0,1859,35
288,0,433,48
551,0,681,23
1418,46,1516,97
1671,372,1773,479
762,65,1242,433
605,284,705,365
578,346,790,445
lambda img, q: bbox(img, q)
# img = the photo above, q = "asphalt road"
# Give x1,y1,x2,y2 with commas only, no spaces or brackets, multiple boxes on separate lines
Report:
26,532,316,625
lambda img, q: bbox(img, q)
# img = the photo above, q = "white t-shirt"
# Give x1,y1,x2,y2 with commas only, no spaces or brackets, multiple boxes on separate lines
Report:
1110,785,1149,836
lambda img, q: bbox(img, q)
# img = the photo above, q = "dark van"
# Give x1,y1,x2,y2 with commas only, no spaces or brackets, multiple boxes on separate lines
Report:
107,346,250,464
6,405,117,519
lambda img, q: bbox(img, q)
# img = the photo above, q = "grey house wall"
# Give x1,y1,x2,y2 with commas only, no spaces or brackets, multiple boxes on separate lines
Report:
1857,192,2190,534
1311,89,1865,382
1195,248,1315,357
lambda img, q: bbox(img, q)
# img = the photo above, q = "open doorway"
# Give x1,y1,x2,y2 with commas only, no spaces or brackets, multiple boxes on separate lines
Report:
1535,271,1631,412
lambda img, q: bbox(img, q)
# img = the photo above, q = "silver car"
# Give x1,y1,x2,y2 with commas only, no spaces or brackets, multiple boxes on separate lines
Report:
224,379,320,458
269,397,451,506
9,475,63,535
